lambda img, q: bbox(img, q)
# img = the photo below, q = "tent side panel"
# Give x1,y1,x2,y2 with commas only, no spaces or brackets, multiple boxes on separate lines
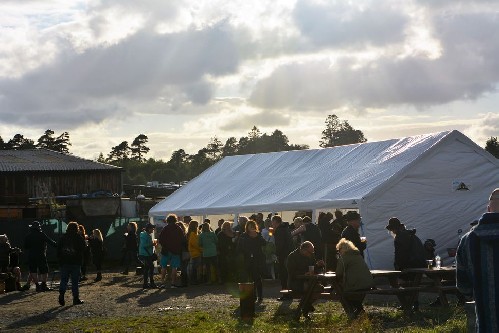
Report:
363,139,499,269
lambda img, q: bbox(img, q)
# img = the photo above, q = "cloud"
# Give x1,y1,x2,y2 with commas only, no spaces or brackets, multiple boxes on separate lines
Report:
0,23,239,128
465,112,499,146
249,9,499,110
293,0,409,49
219,110,291,131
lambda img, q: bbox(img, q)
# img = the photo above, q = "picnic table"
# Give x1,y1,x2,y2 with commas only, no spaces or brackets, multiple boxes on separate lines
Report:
292,270,421,319
401,266,460,306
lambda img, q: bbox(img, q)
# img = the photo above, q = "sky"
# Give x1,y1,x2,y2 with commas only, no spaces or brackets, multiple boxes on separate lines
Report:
0,0,498,161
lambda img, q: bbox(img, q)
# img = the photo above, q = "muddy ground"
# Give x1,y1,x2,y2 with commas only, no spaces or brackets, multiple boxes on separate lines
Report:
0,270,285,332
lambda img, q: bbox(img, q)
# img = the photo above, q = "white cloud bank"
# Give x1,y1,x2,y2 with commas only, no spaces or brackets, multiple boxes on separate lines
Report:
0,0,498,159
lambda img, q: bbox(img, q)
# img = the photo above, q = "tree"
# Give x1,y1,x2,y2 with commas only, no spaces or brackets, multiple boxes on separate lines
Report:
151,168,178,183
222,137,238,156
0,136,5,149
486,137,499,158
37,130,71,153
96,153,106,163
37,129,56,150
206,137,223,161
107,141,130,162
7,134,36,150
188,148,213,178
54,131,71,153
130,134,150,162
319,114,367,148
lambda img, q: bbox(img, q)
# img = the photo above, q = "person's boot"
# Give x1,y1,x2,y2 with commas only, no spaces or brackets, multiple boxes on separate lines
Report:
35,283,42,292
20,283,30,291
40,282,52,292
58,292,65,306
73,298,84,305
94,272,102,282
16,282,22,291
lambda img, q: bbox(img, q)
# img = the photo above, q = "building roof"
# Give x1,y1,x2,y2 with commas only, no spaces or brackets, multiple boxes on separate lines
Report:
0,149,122,172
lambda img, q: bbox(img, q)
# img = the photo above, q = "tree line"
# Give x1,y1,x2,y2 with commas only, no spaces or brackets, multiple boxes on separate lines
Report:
2,115,498,185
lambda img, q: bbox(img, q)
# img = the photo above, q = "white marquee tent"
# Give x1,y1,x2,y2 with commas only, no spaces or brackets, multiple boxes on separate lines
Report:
149,130,499,269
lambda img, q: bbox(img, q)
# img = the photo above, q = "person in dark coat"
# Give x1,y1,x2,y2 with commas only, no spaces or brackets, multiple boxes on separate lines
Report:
57,221,86,306
328,210,348,270
158,214,185,288
217,221,236,283
23,221,57,292
176,221,189,287
271,215,295,299
286,241,325,318
457,188,499,332
341,211,366,257
385,217,425,271
386,217,426,311
88,229,104,282
121,221,142,275
237,220,266,303
78,224,91,281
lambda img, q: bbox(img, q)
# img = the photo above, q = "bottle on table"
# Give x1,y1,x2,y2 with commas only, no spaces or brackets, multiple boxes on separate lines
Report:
435,255,441,269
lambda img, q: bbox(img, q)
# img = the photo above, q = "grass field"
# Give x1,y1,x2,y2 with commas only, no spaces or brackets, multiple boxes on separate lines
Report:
38,297,467,333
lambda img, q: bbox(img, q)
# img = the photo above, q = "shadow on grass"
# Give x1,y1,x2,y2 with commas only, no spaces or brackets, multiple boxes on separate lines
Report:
0,290,38,305
5,305,69,330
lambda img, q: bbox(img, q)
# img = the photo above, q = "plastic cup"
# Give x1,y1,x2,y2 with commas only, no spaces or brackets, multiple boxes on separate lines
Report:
426,260,433,269
268,227,274,237
360,236,366,243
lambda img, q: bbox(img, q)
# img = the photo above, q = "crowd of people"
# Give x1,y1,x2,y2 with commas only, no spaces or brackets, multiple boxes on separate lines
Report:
0,220,105,306
2,186,497,331
0,209,442,314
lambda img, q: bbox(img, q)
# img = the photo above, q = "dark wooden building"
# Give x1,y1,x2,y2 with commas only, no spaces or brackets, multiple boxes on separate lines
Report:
0,149,123,206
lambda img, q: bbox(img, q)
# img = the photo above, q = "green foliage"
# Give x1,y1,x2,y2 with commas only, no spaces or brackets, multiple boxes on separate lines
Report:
131,134,150,162
6,134,36,150
485,136,499,158
107,141,131,162
38,130,71,153
320,114,367,148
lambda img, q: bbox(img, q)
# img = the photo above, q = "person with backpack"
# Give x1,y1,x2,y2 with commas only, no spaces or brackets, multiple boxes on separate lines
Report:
385,217,426,311
385,217,426,271
57,221,86,306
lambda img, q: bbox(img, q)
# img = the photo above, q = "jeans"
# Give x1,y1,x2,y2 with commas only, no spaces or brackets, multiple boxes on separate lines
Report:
59,264,81,299
189,257,202,284
139,255,154,285
122,250,142,272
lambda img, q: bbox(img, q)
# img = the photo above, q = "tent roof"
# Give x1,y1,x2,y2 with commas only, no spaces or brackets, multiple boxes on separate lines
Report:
149,130,487,217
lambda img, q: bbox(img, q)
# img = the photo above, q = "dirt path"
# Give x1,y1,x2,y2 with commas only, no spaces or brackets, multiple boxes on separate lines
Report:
0,271,283,332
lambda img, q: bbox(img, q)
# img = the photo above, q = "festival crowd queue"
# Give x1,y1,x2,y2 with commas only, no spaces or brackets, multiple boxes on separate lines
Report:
2,189,498,331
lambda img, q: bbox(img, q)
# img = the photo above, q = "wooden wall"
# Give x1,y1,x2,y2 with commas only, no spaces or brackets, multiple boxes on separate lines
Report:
0,170,122,204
